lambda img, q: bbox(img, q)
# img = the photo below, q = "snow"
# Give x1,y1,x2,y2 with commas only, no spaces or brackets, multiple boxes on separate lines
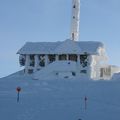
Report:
17,39,104,55
54,39,82,54
0,71,120,120
17,41,60,55
34,61,77,80
112,73,120,80
77,41,104,54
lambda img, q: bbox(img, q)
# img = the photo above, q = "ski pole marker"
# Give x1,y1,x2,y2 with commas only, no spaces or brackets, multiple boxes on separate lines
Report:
16,87,21,102
84,96,88,110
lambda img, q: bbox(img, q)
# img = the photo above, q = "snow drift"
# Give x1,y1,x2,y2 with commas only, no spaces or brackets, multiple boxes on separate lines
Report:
0,71,120,120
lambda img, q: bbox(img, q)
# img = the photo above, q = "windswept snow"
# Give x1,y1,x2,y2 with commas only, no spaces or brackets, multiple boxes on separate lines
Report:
0,72,120,120
17,39,104,55
34,61,78,80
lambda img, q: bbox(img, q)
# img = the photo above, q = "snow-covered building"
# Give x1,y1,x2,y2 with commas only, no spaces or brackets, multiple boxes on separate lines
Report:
17,39,120,80
17,0,120,80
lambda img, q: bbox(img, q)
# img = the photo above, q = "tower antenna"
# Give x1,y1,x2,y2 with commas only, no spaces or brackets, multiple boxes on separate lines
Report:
71,0,80,41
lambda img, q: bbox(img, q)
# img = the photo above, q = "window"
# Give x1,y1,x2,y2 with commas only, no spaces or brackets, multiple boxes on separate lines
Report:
49,55,55,63
80,70,87,74
39,55,45,67
39,60,45,67
73,5,76,8
80,54,88,67
19,55,25,66
29,55,35,67
69,54,77,61
30,61,35,67
72,72,76,76
59,54,67,60
28,69,33,74
30,55,34,60
100,67,111,77
56,72,59,75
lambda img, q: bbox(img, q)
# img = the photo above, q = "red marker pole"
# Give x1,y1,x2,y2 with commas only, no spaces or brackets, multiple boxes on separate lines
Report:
84,96,88,110
16,87,21,102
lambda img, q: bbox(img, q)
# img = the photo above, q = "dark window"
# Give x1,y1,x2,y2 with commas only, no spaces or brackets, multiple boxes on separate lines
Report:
72,72,76,76
80,70,87,74
30,55,34,60
49,55,55,63
39,55,45,67
29,55,35,67
39,60,45,67
73,5,76,8
69,54,77,61
56,72,59,75
80,54,88,67
100,67,111,77
19,55,25,66
73,16,75,19
72,33,75,40
30,61,35,67
28,69,33,74
59,54,67,60
64,76,69,79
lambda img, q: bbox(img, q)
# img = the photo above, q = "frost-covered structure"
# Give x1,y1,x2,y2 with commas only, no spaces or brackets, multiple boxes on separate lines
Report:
17,39,120,80
17,0,120,80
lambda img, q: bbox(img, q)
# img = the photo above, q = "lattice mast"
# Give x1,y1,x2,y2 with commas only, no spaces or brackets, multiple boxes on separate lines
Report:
71,0,80,41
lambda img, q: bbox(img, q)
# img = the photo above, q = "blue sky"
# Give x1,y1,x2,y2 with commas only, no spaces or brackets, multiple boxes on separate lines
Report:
0,0,120,78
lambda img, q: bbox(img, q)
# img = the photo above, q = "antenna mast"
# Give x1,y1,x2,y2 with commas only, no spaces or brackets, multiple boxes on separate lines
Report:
71,0,80,41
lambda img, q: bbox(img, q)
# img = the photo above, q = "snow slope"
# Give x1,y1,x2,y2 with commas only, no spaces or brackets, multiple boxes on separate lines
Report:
34,61,77,80
0,71,120,120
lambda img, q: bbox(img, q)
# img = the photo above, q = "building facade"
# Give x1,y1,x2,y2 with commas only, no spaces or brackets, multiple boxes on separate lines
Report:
17,39,120,80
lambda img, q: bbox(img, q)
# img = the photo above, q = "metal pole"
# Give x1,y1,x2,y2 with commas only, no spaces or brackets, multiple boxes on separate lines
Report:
84,96,87,110
17,92,20,102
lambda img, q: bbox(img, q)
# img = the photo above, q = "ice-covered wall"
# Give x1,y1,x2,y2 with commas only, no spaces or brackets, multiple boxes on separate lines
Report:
89,47,109,80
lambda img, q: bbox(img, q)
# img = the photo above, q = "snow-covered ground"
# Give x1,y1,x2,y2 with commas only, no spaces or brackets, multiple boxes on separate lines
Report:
0,71,120,120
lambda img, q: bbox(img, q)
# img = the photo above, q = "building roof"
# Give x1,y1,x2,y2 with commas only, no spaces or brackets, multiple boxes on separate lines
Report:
17,39,104,55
